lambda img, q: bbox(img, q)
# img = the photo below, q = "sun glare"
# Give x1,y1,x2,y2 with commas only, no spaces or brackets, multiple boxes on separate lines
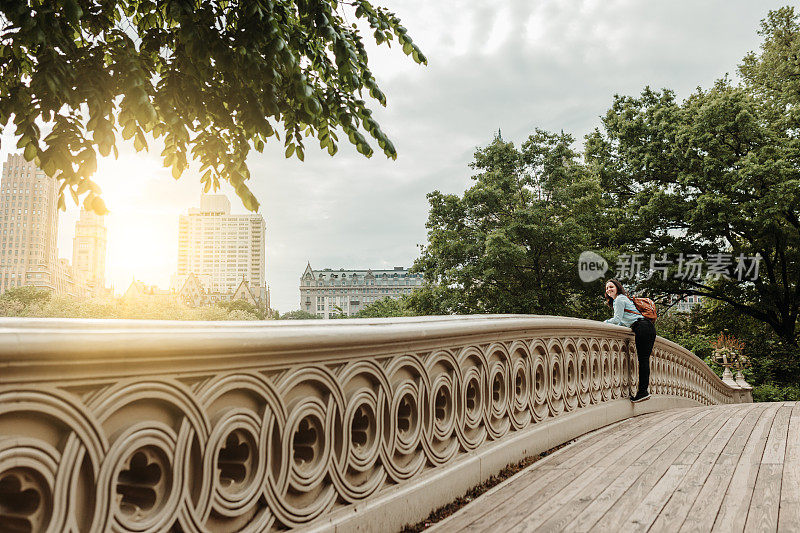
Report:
91,153,188,294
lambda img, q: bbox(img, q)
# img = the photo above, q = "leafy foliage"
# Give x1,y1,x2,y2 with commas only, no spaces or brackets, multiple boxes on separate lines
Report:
352,295,415,317
0,285,51,314
408,8,800,395
279,309,320,319
413,131,608,317
0,290,261,320
0,0,426,213
585,11,800,344
216,298,267,319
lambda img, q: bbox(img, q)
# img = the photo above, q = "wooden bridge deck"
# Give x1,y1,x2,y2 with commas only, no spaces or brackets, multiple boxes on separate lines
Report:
430,402,799,532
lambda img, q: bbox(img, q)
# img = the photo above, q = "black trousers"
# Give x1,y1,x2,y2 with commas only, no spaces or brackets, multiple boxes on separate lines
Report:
631,318,656,394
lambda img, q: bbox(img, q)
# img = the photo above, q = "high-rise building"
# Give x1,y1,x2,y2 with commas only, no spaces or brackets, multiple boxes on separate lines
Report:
72,208,107,290
300,263,424,318
0,154,59,293
174,194,267,305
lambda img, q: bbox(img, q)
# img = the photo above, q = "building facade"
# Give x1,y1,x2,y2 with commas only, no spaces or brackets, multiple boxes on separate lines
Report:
299,263,424,318
72,208,107,292
174,194,268,307
667,294,704,314
0,153,59,293
0,154,109,298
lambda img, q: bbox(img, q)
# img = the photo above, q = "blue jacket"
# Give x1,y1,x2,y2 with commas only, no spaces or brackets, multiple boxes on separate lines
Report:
604,295,642,326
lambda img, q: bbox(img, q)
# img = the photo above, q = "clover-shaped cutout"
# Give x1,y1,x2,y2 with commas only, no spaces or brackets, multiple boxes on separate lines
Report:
351,406,371,449
293,417,319,468
397,395,414,434
466,380,478,413
0,471,42,533
117,451,163,517
435,388,449,423
492,373,504,403
218,432,251,487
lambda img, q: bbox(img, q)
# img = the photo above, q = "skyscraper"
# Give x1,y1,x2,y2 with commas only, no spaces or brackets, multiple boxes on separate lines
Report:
72,208,107,291
174,194,267,304
0,154,59,293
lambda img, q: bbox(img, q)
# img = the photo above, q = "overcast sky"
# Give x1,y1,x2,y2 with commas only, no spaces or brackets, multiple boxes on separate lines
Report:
3,0,793,313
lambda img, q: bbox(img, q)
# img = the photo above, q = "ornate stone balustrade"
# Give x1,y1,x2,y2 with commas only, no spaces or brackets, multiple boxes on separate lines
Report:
0,316,751,532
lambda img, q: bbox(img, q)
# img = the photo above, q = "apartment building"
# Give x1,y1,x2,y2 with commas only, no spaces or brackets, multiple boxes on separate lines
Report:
72,208,107,292
174,194,268,307
300,263,424,318
0,154,108,298
0,153,59,293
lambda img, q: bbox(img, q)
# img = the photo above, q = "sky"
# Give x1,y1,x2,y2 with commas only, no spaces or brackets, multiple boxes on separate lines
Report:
1,0,794,313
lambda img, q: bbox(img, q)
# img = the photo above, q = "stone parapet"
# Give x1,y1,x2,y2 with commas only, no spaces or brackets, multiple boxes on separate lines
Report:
0,315,748,532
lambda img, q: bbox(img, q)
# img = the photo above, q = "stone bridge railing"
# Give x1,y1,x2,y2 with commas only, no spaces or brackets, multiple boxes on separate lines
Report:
0,316,751,532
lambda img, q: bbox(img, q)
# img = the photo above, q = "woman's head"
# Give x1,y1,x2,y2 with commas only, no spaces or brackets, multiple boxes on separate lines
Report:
604,279,628,306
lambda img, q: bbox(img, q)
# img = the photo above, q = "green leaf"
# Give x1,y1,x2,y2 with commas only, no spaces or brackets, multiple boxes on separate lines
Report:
134,131,147,151
0,0,424,218
91,196,108,215
121,122,136,140
23,142,36,161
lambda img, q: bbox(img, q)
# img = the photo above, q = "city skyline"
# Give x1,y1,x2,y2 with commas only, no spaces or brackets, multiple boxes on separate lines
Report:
0,0,788,312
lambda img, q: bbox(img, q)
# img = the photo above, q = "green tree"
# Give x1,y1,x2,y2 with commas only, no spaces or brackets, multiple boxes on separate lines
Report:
279,309,320,319
0,290,263,320
217,298,266,319
0,285,50,307
0,0,426,213
585,10,800,345
413,130,607,317
353,295,415,318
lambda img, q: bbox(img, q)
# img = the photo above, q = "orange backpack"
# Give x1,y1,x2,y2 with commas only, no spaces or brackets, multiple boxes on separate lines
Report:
625,296,657,323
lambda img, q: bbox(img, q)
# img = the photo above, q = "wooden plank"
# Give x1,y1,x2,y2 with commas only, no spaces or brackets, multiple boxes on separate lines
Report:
622,463,692,532
680,403,780,533
553,407,726,533
508,412,695,533
745,463,783,532
649,404,764,533
532,407,730,533
433,409,687,531
717,404,775,465
778,402,800,533
744,404,792,532
762,404,792,464
542,411,667,469
711,403,783,533
585,405,736,531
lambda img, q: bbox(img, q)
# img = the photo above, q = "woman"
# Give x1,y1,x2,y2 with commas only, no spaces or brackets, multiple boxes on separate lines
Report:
603,278,655,403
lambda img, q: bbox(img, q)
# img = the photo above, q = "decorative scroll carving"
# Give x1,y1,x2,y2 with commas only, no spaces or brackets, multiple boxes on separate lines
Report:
0,318,748,532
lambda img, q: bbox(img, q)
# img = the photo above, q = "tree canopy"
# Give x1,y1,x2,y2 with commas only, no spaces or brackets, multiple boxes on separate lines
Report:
413,130,608,317
586,9,800,344
409,8,800,399
0,288,262,319
0,0,426,213
279,309,320,319
352,295,415,317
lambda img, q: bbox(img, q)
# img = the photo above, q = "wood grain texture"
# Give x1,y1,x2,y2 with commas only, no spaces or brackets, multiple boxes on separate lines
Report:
434,402,798,533
778,403,800,533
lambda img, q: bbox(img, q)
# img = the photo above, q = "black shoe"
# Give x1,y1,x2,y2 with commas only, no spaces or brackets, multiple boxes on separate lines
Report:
630,391,651,403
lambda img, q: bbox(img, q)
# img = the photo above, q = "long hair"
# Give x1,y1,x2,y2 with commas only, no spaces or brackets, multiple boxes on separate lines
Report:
604,278,630,307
